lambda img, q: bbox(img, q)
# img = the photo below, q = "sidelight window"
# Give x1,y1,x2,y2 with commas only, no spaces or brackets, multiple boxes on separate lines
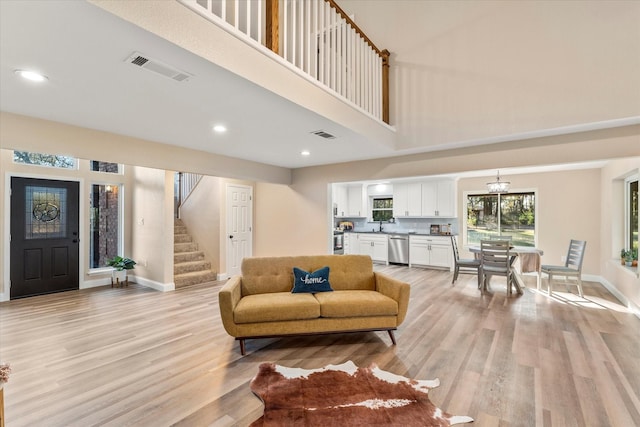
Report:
89,184,121,269
466,192,536,247
626,175,639,257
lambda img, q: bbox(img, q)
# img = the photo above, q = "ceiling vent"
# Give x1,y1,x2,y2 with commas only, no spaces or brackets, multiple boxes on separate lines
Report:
125,52,192,82
311,130,336,139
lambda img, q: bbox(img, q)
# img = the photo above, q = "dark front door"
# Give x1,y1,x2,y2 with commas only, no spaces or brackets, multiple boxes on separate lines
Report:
10,177,80,299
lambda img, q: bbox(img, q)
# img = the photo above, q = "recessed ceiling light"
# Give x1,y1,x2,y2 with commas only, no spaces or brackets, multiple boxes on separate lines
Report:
213,124,227,133
301,150,311,156
14,69,48,82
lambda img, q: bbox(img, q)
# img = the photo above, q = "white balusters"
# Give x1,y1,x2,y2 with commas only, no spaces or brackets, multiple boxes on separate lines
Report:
179,0,387,122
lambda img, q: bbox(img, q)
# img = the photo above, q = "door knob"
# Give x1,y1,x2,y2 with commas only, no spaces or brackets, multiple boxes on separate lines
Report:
229,235,234,239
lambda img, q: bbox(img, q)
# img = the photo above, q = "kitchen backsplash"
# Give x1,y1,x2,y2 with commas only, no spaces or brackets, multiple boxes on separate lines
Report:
337,217,459,235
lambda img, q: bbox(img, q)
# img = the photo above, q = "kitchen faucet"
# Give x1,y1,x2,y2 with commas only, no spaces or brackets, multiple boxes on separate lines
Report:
379,221,384,232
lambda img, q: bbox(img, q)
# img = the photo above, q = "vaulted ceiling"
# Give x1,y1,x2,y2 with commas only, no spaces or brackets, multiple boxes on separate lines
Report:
1,0,638,169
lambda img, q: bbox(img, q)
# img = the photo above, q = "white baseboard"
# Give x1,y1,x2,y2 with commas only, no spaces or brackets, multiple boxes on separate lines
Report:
131,275,175,292
597,274,640,319
82,277,113,289
217,272,230,281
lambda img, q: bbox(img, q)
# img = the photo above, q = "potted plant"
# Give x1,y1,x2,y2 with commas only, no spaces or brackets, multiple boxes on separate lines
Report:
106,255,136,282
621,249,633,267
632,248,638,267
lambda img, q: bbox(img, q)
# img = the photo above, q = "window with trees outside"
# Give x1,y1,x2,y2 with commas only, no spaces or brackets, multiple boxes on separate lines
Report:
372,197,393,221
626,176,638,262
13,151,76,169
466,192,536,246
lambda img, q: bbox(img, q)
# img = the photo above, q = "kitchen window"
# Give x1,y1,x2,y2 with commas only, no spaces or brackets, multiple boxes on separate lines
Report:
372,197,393,222
466,192,536,246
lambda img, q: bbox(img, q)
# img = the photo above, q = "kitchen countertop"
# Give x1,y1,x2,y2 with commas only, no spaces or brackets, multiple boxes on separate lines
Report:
343,231,456,236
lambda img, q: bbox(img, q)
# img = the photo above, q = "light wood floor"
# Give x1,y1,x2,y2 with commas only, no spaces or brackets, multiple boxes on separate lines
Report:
1,266,639,427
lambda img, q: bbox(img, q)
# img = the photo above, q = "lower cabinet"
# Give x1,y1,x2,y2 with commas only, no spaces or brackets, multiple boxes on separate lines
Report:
344,233,358,255
355,234,388,264
409,235,452,270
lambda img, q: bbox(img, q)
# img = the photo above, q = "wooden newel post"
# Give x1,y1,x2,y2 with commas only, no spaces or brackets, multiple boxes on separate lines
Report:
381,49,390,124
266,0,279,55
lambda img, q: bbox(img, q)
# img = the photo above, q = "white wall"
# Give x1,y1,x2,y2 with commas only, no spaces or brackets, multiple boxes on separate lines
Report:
130,167,175,290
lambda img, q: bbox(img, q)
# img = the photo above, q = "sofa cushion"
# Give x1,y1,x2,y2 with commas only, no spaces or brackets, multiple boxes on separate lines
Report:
314,290,398,318
234,292,320,323
292,266,333,293
240,255,376,295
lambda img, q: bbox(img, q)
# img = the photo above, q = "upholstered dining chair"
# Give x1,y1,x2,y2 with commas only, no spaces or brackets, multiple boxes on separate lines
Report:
451,236,481,288
480,240,516,295
541,239,587,297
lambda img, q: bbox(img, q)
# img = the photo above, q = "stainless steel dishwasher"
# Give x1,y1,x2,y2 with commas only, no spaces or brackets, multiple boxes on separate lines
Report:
388,233,409,265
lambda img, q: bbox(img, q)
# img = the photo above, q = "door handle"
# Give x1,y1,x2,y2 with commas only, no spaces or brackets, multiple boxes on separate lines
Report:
229,235,234,239
72,239,79,243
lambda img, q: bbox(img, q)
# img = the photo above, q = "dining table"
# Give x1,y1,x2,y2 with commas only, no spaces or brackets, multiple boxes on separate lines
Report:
468,245,545,294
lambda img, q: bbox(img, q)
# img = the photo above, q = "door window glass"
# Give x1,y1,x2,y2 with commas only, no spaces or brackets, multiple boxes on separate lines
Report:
25,186,67,239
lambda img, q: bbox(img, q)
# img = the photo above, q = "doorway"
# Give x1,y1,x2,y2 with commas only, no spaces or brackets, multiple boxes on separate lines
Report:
10,177,80,299
226,184,253,277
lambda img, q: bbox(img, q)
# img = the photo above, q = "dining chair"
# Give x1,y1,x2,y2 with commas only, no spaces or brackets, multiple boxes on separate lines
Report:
480,240,516,295
451,236,481,288
541,240,587,297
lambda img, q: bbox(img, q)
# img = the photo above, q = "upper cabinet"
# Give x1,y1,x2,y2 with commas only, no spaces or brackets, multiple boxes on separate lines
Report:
334,183,365,217
421,180,455,217
393,183,422,217
393,179,456,218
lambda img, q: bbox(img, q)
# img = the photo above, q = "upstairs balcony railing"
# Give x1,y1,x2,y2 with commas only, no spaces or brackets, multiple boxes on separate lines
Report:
179,0,390,124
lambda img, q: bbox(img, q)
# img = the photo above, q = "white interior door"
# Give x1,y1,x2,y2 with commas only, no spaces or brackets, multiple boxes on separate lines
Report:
226,184,253,277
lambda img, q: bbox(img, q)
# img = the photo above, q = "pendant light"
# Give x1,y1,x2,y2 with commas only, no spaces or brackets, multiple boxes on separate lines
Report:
487,170,510,194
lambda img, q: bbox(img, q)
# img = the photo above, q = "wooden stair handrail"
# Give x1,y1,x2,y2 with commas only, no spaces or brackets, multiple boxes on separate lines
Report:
326,0,383,57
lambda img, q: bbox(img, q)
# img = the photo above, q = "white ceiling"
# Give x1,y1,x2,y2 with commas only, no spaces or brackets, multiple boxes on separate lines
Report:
1,0,639,171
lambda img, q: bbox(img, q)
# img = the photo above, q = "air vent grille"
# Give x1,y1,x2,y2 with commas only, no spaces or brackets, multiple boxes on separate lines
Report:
311,130,336,139
125,52,192,82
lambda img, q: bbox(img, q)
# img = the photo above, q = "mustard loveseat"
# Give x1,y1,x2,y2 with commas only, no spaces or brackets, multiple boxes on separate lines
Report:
218,254,411,355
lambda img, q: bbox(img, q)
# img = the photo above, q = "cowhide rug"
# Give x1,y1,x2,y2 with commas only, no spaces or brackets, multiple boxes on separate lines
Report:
250,360,473,426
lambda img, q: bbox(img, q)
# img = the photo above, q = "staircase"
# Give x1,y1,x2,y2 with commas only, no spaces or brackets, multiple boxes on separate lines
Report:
174,219,217,288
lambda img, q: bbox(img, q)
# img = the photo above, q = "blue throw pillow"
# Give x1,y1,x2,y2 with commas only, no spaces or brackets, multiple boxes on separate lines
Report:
292,266,333,293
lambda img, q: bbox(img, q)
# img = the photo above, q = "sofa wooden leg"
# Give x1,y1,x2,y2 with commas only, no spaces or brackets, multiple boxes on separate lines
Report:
239,339,246,355
387,330,397,345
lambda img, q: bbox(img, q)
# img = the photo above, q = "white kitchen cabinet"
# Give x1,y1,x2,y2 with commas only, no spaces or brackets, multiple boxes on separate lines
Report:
357,233,388,264
421,180,455,217
334,184,365,217
393,182,422,217
409,235,452,270
343,233,358,255
333,184,348,217
347,184,365,217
